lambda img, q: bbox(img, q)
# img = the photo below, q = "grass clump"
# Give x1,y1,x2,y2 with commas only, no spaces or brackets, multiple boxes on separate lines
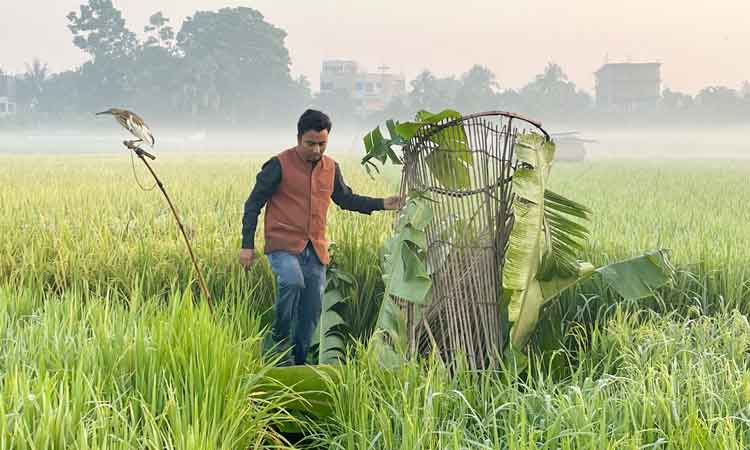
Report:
0,283,297,449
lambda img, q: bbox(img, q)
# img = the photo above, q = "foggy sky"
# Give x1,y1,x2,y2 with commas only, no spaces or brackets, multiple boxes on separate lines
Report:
1,0,748,94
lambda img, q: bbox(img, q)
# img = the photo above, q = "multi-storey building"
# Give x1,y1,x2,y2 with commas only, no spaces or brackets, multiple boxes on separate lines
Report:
0,74,17,118
595,62,661,112
320,60,405,114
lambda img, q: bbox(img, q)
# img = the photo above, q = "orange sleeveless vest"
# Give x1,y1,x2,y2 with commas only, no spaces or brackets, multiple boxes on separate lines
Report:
263,147,335,264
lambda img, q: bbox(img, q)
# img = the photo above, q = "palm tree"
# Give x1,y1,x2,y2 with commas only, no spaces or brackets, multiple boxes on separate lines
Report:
24,59,49,102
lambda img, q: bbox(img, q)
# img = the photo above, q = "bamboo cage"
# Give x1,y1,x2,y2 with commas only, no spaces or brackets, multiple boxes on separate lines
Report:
396,111,550,370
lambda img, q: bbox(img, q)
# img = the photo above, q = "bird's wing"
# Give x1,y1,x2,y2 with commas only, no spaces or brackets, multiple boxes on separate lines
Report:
127,113,155,147
145,127,155,146
125,115,138,134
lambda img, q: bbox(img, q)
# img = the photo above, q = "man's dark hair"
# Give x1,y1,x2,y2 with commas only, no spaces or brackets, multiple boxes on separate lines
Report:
297,109,332,137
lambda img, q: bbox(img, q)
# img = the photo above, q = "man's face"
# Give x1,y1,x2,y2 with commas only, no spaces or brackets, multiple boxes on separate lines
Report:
297,129,329,163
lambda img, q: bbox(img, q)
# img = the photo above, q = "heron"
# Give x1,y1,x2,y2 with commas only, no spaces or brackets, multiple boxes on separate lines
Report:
96,108,156,149
95,107,213,310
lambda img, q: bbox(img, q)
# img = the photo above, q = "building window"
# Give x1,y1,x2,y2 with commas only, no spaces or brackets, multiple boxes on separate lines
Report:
0,103,6,113
321,81,334,91
365,82,374,93
355,82,364,91
376,82,383,89
8,103,15,114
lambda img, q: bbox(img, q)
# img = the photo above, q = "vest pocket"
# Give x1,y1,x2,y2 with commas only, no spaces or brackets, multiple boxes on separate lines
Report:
314,178,333,195
275,220,301,232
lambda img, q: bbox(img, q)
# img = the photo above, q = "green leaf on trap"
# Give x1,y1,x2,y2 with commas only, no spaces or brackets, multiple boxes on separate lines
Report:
415,109,462,125
383,196,434,306
511,167,540,203
363,125,388,163
395,121,423,140
383,240,431,305
503,199,544,291
396,225,427,249
424,150,472,190
400,198,434,231
376,295,409,353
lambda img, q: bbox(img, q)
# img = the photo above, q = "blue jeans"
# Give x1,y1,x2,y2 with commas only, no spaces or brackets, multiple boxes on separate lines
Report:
267,242,326,365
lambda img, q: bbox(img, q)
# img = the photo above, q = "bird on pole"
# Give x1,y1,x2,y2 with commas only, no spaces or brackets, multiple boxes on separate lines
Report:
96,107,156,150
95,107,213,310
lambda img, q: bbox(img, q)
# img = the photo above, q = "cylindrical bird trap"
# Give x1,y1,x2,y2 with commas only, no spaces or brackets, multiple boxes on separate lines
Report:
396,111,549,370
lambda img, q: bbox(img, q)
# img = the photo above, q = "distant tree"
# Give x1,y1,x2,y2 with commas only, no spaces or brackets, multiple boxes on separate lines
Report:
0,68,10,99
408,70,458,112
39,69,85,120
661,88,693,111
295,75,312,98
67,0,140,113
312,89,358,124
16,58,50,116
455,65,499,112
373,96,410,123
741,81,750,100
67,0,138,61
143,12,176,52
176,7,299,124
496,88,523,112
24,59,49,94
131,12,182,118
520,62,591,117
695,86,743,115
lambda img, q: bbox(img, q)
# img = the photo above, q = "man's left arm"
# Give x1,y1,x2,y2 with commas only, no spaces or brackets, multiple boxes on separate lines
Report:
331,163,396,213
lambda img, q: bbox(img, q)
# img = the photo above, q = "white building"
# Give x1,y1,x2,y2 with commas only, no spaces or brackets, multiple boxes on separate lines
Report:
0,75,16,118
595,62,661,112
0,97,16,117
320,60,405,114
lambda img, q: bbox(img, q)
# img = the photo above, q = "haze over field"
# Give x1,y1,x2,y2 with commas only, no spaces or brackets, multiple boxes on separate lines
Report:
1,126,750,160
0,1,749,158
2,1,749,93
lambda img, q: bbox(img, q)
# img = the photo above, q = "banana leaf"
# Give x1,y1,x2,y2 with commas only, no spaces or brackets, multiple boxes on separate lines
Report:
372,195,434,363
380,196,433,305
503,132,674,352
316,288,347,365
362,109,474,189
419,110,473,190
510,251,674,351
256,365,339,433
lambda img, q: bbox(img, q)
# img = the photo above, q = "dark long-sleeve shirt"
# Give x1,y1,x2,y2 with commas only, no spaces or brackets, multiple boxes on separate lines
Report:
241,157,385,249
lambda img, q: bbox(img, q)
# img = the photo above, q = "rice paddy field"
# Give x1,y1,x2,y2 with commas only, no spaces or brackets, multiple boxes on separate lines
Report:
1,152,750,449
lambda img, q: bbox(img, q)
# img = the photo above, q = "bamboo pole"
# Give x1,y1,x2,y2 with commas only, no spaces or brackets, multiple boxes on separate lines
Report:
123,140,214,312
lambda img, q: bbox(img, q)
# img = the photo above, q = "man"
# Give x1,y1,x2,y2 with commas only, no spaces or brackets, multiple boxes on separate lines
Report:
239,109,402,365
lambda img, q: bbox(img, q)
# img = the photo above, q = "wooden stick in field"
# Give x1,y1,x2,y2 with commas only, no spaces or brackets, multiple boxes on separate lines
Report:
123,140,214,312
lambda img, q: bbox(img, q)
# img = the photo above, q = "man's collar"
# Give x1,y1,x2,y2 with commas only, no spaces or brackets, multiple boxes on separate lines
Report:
293,146,321,167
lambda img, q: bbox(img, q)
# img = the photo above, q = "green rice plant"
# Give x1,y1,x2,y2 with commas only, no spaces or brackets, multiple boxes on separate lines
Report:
1,149,750,447
304,307,750,449
0,283,299,449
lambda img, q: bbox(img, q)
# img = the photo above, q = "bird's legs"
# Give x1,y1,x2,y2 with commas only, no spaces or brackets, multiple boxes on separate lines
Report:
124,139,143,149
122,140,156,160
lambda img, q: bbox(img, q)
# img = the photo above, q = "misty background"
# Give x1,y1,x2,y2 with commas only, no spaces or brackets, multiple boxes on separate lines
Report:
0,1,748,157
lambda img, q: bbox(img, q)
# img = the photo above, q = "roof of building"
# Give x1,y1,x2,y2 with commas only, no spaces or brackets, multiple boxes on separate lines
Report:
595,62,661,76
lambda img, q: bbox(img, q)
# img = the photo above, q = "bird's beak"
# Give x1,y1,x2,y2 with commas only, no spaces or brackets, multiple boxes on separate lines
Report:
95,111,110,115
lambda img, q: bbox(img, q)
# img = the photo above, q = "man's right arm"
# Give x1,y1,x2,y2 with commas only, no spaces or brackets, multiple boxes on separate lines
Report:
241,157,282,249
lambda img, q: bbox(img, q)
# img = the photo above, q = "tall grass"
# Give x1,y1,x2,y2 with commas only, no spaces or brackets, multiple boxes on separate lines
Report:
0,283,297,449
311,307,750,449
1,153,749,447
551,160,750,299
1,154,747,307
